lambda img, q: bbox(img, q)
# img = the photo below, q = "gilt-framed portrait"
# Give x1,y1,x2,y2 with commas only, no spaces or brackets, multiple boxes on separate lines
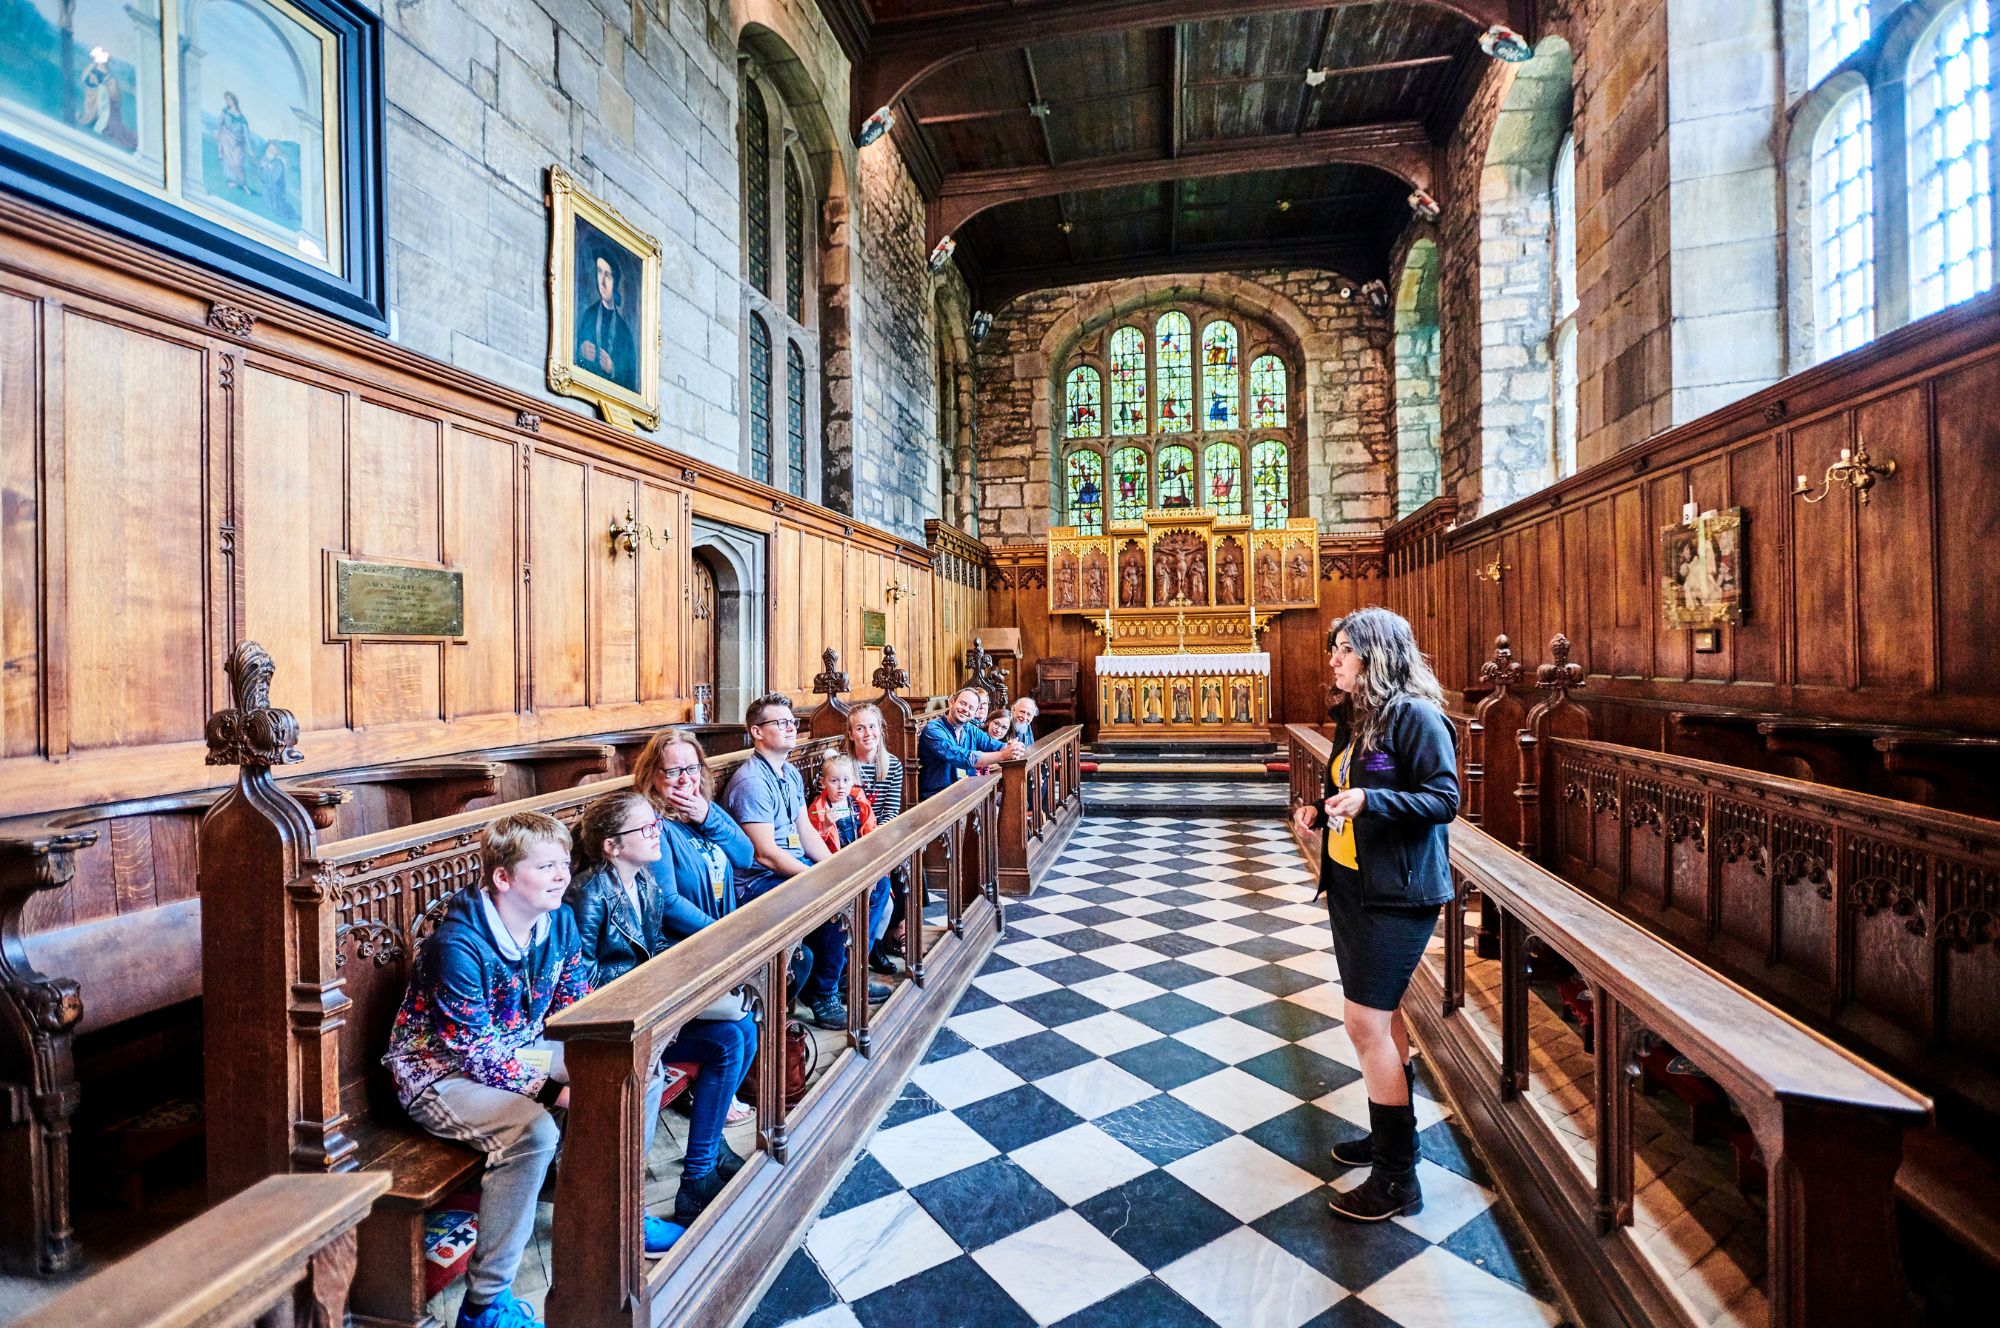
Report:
1661,507,1745,628
546,165,660,431
0,0,386,328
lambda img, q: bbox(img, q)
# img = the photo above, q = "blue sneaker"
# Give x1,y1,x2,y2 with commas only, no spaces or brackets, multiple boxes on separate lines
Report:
643,1213,686,1254
455,1290,543,1328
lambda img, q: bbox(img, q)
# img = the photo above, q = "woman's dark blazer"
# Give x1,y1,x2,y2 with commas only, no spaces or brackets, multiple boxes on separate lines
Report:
1310,696,1460,908
566,863,672,987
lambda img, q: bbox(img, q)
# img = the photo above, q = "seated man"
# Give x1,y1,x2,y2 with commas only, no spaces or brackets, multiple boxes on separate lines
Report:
919,686,1025,800
382,811,681,1328
721,693,890,1029
1009,696,1039,744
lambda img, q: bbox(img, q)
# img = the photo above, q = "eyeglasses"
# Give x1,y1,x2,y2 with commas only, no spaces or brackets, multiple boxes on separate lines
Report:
608,818,663,841
660,764,702,781
754,717,799,731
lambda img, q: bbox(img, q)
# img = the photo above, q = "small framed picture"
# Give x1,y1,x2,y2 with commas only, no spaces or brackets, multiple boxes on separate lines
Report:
546,165,660,431
1692,628,1722,653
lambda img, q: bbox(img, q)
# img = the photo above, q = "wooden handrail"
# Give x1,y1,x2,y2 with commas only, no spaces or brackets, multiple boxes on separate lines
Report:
996,725,1086,897
11,1173,388,1328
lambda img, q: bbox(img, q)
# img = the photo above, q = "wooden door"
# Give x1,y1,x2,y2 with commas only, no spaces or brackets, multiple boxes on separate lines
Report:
691,555,718,721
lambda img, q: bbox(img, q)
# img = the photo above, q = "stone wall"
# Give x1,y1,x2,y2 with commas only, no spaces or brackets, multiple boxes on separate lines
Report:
972,269,1394,541
375,0,947,540
1393,240,1442,518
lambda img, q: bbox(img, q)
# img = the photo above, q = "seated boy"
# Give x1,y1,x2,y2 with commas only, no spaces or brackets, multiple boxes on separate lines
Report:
383,811,682,1328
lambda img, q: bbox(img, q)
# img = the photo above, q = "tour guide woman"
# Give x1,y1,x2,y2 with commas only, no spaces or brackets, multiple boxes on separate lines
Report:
1291,606,1459,1222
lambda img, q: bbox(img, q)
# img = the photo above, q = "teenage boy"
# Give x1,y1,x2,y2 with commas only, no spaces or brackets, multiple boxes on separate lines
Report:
383,811,682,1328
918,686,1025,800
722,694,890,1029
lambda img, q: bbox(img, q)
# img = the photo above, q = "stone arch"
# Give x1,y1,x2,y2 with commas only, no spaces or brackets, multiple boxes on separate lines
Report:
1394,238,1442,517
690,519,768,725
735,8,857,512
1477,33,1572,511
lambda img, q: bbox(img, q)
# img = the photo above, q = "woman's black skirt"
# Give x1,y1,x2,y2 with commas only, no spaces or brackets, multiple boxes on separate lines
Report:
1321,862,1441,1011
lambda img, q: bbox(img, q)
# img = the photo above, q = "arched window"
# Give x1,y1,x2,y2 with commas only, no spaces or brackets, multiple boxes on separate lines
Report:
1203,441,1244,516
1201,321,1240,429
1109,326,1148,435
747,314,772,485
739,66,819,498
1810,0,1873,82
1908,0,1994,317
1249,355,1288,428
1110,446,1150,522
1813,88,1876,357
1551,133,1579,478
1155,312,1193,432
1250,440,1289,528
1065,366,1102,438
1065,451,1105,534
1158,444,1196,508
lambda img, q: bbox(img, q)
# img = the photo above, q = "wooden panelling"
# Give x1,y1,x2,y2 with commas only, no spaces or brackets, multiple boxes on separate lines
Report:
1387,288,2000,732
0,196,942,818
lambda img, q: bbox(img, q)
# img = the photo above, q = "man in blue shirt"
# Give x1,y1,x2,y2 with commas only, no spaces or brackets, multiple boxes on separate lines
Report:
721,693,888,1028
919,686,1025,801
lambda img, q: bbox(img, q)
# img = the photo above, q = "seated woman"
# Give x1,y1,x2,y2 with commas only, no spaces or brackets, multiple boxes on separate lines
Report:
567,772,757,1222
842,704,909,970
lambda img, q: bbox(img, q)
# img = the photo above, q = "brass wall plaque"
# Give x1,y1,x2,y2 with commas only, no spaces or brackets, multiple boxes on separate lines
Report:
332,558,465,638
861,608,887,648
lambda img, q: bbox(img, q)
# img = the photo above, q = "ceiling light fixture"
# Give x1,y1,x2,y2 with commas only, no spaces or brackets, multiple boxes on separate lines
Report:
1303,67,1329,87
1408,188,1441,222
1478,25,1534,62
1058,220,1074,234
1276,199,1292,212
857,105,896,147
1028,100,1052,119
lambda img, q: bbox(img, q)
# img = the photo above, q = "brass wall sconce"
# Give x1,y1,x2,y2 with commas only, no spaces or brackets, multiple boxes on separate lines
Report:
1475,559,1509,583
1795,439,1896,506
608,505,668,557
885,577,914,603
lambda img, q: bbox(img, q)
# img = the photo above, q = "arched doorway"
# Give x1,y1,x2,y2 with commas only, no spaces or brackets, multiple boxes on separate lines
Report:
689,519,767,726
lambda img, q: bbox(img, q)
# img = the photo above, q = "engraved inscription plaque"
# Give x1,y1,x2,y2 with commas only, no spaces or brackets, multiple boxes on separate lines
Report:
861,609,887,648
333,559,465,638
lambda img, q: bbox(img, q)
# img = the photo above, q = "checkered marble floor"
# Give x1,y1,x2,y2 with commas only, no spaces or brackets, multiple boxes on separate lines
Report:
746,815,1570,1328
1081,779,1290,809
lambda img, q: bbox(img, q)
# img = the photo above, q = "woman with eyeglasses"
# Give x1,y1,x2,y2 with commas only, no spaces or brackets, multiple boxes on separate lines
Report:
567,739,758,1220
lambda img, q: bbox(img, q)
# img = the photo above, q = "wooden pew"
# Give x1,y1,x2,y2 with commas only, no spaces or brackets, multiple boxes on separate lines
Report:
803,647,853,742
995,725,1086,897
542,771,1006,1328
1286,723,1932,1328
12,1173,388,1328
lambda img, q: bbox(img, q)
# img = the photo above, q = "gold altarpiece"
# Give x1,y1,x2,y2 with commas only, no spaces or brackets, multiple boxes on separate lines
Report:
1047,509,1319,742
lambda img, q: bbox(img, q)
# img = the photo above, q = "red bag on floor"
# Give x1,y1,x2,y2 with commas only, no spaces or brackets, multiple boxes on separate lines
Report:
737,1019,814,1110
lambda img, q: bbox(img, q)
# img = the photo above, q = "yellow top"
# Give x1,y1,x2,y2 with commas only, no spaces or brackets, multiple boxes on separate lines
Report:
1325,743,1358,870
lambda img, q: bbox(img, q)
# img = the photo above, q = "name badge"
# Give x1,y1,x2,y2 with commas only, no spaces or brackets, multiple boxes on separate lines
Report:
517,1046,554,1077
704,845,727,902
783,828,802,853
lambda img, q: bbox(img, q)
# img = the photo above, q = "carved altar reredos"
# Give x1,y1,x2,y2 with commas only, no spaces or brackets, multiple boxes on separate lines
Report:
1047,508,1318,654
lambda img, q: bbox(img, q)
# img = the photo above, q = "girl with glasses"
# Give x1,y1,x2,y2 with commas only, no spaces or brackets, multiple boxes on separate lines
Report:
566,782,758,1221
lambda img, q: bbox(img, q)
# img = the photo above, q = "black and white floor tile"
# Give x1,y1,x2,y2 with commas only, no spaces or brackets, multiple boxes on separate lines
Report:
746,815,1568,1328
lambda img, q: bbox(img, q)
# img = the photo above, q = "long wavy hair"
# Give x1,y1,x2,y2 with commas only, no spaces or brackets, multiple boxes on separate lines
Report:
844,703,892,784
1330,606,1445,753
630,728,716,812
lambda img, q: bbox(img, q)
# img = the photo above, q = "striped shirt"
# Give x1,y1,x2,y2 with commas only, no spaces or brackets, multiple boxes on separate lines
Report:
854,752,905,822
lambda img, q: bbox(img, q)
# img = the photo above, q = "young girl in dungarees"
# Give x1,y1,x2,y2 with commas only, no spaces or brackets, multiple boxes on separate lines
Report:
806,752,894,969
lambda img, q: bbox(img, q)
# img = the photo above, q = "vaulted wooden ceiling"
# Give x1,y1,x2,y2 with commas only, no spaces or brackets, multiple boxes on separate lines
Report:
817,1,1538,305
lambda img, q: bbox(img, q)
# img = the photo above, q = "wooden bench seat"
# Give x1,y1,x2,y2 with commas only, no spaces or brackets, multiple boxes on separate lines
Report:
345,1119,486,1328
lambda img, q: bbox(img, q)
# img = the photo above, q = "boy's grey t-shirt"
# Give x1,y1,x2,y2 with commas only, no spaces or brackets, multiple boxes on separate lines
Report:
722,753,805,899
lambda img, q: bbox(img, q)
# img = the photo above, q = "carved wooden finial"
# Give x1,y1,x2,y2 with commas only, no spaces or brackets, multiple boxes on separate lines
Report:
1479,634,1524,690
1537,634,1585,693
205,641,302,768
813,647,849,697
872,645,910,694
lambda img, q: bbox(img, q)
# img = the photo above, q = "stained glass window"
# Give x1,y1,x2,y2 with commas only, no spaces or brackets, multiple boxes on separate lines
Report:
1814,89,1876,359
1249,355,1288,428
744,89,770,296
1250,439,1289,528
1201,321,1240,429
784,155,805,321
1109,326,1147,434
748,314,772,485
1066,451,1105,534
1065,365,1103,438
1155,311,1193,432
1203,442,1244,516
1111,446,1149,522
1909,0,1995,317
1158,444,1195,508
786,340,807,495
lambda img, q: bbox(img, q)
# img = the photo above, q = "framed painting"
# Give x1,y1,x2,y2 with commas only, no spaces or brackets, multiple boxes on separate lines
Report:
1661,507,1746,628
547,165,661,431
0,0,386,328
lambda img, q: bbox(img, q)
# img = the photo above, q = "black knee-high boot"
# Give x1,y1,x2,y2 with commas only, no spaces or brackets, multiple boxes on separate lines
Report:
1326,1099,1423,1222
1329,1060,1416,1167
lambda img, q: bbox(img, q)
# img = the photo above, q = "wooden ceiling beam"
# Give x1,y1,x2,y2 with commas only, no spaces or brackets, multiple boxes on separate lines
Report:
849,0,1532,134
978,239,1384,308
926,121,1436,247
